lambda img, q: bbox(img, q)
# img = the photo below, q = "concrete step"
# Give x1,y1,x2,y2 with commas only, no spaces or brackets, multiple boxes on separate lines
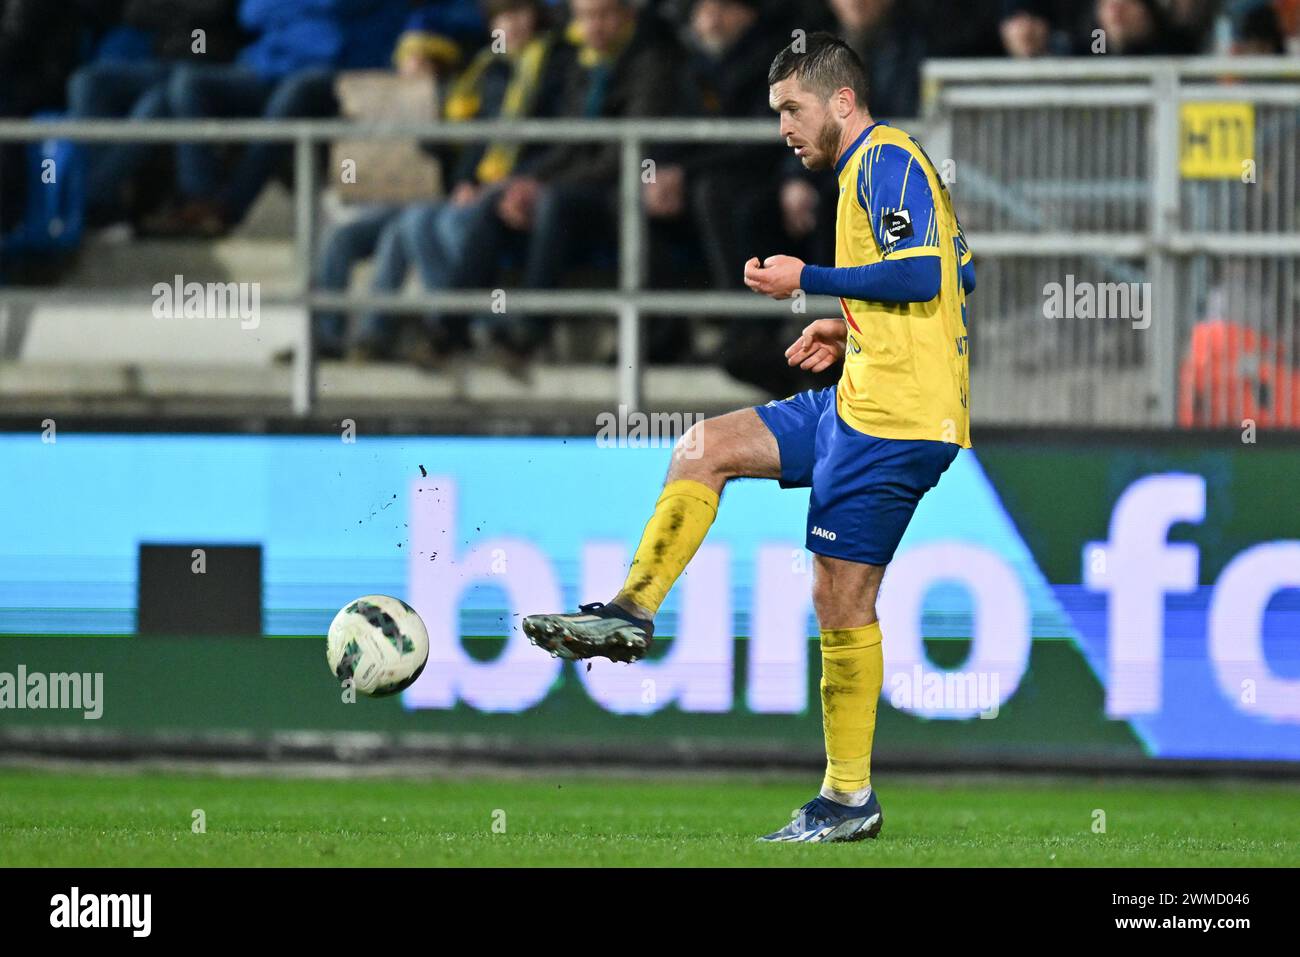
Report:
0,359,768,422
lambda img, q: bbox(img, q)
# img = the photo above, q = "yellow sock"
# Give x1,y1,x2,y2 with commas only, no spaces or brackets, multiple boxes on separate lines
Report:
614,479,719,616
819,622,884,794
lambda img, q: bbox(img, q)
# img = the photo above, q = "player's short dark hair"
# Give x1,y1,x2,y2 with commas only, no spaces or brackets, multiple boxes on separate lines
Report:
768,32,870,110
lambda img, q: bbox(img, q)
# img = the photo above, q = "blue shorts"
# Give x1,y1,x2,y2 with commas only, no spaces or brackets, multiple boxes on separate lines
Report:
754,387,960,566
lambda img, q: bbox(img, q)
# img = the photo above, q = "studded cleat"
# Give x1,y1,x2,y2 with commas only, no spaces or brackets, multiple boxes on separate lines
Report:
522,602,654,663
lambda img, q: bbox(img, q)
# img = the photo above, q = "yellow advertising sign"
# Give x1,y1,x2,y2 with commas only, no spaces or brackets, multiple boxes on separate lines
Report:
1180,102,1255,179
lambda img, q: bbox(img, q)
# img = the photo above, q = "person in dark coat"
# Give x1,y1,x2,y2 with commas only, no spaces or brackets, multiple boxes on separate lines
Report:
66,0,244,226
452,0,686,357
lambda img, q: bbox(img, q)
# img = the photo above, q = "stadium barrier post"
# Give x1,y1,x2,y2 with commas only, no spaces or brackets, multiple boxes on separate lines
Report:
293,130,317,417
1149,66,1182,426
619,133,645,412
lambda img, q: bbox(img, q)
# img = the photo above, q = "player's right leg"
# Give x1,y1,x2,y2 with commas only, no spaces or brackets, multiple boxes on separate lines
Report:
760,555,886,843
523,405,785,663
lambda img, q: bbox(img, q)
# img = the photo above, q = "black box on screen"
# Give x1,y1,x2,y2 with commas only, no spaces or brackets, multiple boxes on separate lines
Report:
137,544,262,637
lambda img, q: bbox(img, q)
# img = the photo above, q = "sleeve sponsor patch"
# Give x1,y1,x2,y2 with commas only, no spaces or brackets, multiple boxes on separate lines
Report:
882,208,914,247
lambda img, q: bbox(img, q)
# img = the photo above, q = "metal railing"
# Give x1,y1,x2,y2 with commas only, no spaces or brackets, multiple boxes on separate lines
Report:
2,55,1298,426
0,117,841,414
924,57,1300,427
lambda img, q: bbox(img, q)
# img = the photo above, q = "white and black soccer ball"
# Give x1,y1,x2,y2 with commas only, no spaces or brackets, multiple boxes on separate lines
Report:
326,595,429,697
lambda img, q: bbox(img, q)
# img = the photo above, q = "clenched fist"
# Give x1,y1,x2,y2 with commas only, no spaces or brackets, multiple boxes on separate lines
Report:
743,255,805,300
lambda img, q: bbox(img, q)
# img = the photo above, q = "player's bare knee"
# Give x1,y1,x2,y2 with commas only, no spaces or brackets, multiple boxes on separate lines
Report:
812,555,881,629
811,572,836,618
669,420,730,485
672,420,707,462
811,564,849,624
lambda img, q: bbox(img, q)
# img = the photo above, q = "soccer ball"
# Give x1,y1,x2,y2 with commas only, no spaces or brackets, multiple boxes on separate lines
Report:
326,595,429,697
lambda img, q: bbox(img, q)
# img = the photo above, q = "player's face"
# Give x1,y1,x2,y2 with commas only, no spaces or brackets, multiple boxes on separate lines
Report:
769,77,843,172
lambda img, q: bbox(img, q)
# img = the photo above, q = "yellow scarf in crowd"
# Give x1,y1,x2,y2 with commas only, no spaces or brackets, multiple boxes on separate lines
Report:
442,37,553,184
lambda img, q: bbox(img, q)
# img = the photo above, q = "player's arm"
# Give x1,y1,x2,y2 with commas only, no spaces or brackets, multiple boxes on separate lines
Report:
800,257,941,304
799,143,944,304
957,224,976,295
744,253,939,304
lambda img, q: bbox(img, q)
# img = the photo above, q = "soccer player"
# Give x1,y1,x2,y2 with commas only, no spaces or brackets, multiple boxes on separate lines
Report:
523,33,975,843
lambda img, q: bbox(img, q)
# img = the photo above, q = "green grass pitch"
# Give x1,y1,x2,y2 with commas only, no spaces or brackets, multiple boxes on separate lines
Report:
1,767,1297,867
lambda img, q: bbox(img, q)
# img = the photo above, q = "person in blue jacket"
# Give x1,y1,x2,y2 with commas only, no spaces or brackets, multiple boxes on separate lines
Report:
149,0,485,236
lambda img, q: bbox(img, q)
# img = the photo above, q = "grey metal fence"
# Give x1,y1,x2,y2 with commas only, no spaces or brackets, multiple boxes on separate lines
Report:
926,56,1300,428
0,117,840,415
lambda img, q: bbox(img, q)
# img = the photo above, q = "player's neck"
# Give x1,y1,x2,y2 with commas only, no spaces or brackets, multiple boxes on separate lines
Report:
836,113,876,166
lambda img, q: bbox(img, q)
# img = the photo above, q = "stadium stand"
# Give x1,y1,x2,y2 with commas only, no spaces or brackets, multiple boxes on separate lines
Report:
0,0,1297,426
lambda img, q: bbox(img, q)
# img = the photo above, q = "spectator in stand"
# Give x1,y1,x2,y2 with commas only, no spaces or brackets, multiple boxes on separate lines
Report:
1087,0,1192,54
0,0,115,238
1164,0,1221,51
149,0,484,237
1276,0,1300,51
394,0,493,78
66,1,243,228
451,0,684,359
826,0,927,119
999,0,1076,56
651,0,784,292
925,0,1009,57
1229,0,1288,53
656,0,807,389
0,0,102,118
316,0,568,363
1179,260,1300,428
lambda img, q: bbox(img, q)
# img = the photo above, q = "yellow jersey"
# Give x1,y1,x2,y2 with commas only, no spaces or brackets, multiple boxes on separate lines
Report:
828,122,973,448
